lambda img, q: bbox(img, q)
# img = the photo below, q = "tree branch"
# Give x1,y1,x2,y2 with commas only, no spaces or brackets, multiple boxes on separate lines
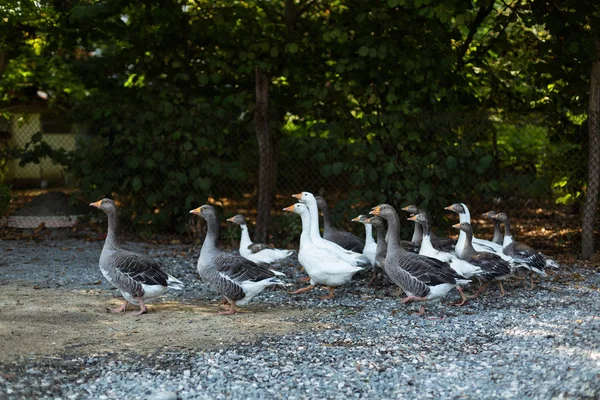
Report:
456,3,496,70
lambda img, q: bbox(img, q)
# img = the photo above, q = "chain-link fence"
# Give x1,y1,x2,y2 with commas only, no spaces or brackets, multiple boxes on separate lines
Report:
1,109,592,258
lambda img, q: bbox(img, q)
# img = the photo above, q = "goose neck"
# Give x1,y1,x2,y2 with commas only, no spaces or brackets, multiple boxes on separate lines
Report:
104,208,119,250
202,214,220,252
306,199,322,239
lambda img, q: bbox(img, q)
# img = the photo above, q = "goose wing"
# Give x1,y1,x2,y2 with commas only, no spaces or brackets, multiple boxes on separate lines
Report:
327,229,365,253
248,243,273,254
508,242,546,270
111,251,169,287
215,253,277,283
431,236,456,252
469,252,511,279
398,253,460,286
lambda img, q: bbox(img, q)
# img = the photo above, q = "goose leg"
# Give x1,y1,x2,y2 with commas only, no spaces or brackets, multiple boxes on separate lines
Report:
219,301,237,315
111,301,128,313
367,268,379,287
289,285,315,295
529,273,535,289
298,276,311,283
449,286,468,306
128,298,148,316
466,282,490,299
498,281,506,297
320,286,335,300
401,295,428,304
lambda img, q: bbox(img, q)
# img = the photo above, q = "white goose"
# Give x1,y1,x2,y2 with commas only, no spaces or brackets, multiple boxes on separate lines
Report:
226,214,292,264
351,215,377,267
283,203,363,299
408,213,483,279
292,192,370,267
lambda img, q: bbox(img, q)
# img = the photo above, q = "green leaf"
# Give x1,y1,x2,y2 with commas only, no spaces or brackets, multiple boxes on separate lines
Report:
270,47,279,57
568,41,579,53
446,155,457,170
388,0,399,7
126,156,140,169
332,162,345,175
358,46,369,57
287,43,299,53
132,176,142,192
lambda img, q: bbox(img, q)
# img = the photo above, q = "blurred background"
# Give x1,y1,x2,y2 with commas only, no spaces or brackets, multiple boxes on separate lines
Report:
0,0,597,259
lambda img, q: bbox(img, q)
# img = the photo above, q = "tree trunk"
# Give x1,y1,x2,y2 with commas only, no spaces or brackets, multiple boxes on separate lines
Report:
0,51,7,81
582,35,600,259
254,67,273,243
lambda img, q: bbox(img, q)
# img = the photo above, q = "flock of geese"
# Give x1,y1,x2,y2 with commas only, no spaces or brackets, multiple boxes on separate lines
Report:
89,192,558,316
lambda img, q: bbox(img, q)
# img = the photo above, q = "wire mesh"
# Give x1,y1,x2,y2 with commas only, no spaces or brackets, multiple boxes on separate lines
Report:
1,110,592,257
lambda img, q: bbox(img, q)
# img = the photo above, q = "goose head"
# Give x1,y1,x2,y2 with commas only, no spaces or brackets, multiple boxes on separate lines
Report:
407,212,429,226
491,212,508,222
481,211,497,219
401,205,419,215
226,214,248,226
352,215,370,224
283,203,309,216
452,222,472,234
292,191,315,204
90,198,117,215
369,204,396,220
189,204,216,218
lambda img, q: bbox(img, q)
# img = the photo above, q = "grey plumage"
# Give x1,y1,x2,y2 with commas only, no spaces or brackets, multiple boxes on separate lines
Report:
402,205,455,252
454,222,512,283
315,196,364,253
482,211,503,245
191,205,284,314
371,204,468,303
492,212,546,275
91,198,183,315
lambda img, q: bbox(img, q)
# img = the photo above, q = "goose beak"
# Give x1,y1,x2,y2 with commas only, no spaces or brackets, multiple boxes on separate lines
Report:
226,217,235,222
452,223,461,229
351,216,361,222
364,217,372,223
292,192,302,199
407,215,417,221
89,200,102,209
369,205,381,216
444,205,454,211
189,207,201,215
401,206,410,212
283,205,295,212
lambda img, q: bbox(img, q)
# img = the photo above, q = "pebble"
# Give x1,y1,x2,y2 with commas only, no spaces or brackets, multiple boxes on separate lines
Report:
0,240,599,399
148,392,178,400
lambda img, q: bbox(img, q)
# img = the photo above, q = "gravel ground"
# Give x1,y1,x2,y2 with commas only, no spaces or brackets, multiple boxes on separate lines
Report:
0,237,599,399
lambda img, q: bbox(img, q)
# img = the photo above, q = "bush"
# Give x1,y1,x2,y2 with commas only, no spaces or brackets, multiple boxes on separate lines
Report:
0,184,11,217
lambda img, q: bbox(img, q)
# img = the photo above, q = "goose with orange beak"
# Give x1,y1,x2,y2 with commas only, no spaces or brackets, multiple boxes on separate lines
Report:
370,204,470,314
283,203,363,299
292,191,369,267
90,198,184,315
452,222,512,298
190,205,285,314
444,203,505,256
402,205,455,252
351,215,377,267
408,213,482,279
226,214,292,264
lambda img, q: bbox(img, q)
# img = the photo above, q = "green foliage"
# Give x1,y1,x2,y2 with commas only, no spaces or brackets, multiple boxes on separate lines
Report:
0,0,596,234
0,184,10,217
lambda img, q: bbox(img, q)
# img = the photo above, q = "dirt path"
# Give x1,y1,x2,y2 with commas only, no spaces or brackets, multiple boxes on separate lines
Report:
0,283,315,361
